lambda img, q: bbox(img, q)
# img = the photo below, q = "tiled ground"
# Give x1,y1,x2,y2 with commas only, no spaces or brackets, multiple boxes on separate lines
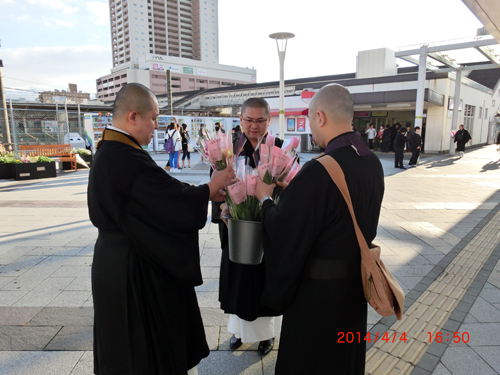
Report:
0,146,499,374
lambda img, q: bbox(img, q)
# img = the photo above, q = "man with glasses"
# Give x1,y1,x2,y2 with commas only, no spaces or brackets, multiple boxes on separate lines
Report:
214,98,283,356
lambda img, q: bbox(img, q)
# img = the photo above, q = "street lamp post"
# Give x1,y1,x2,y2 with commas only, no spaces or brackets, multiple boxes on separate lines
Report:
269,32,295,140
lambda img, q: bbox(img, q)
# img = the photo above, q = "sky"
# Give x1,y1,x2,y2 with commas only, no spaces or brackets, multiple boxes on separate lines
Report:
0,0,489,100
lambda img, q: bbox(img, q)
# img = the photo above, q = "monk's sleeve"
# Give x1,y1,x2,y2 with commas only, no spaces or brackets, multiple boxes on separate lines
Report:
119,165,210,284
261,160,332,310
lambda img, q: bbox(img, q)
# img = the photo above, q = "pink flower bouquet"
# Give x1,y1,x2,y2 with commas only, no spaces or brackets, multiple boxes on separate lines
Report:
225,134,301,221
205,132,234,171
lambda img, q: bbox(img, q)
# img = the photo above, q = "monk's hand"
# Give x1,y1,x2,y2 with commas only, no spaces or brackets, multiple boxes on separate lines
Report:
220,203,229,226
276,180,288,190
255,177,275,201
211,189,226,202
208,166,236,200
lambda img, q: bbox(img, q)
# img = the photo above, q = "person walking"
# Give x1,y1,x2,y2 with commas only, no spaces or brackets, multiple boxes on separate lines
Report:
382,124,391,152
408,126,422,168
365,123,377,150
198,124,208,164
376,125,384,150
255,83,384,374
496,131,500,159
166,123,181,173
181,123,191,169
389,123,398,151
87,83,235,375
454,124,472,158
394,126,407,169
405,124,412,153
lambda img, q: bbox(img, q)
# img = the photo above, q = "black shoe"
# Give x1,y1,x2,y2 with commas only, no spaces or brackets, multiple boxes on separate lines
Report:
229,335,242,350
258,338,274,356
399,166,406,169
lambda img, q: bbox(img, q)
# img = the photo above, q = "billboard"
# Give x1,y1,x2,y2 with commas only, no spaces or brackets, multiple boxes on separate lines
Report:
197,68,207,76
168,65,180,73
183,67,194,74
153,63,165,71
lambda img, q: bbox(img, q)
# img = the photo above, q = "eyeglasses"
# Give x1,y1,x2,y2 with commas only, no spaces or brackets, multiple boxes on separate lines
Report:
242,118,268,125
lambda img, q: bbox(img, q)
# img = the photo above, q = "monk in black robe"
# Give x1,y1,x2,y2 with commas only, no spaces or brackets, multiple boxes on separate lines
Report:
88,83,234,375
256,84,384,374
214,98,283,356
454,124,472,158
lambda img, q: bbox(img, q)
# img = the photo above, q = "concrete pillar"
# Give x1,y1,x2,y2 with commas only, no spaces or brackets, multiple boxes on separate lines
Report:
450,69,462,156
414,45,428,130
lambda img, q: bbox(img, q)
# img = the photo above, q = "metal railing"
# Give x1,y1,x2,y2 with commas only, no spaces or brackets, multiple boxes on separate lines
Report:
0,104,85,152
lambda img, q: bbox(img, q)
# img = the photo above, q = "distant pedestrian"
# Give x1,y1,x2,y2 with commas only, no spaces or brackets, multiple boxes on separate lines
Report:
496,132,500,158
394,126,407,169
454,124,472,158
166,123,181,173
198,124,208,164
376,126,384,150
232,125,242,144
181,123,191,169
408,126,422,168
405,124,412,152
365,123,377,150
389,123,398,151
382,125,391,152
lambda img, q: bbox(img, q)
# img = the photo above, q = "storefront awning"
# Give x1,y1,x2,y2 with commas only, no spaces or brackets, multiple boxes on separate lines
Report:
270,108,309,116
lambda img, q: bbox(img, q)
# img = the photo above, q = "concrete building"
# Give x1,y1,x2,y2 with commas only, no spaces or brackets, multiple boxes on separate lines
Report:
39,84,91,104
109,0,218,67
96,54,256,102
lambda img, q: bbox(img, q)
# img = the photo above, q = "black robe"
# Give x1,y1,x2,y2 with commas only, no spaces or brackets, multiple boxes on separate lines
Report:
261,135,384,375
454,129,471,152
215,134,284,321
88,130,210,374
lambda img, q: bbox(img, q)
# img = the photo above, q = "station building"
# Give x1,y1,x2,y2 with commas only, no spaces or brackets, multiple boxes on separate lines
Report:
164,43,500,154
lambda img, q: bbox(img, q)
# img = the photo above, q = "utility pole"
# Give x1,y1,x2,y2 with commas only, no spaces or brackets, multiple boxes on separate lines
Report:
0,40,12,151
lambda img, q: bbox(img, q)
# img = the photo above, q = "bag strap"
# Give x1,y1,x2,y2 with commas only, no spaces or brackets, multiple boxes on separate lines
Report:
316,156,376,267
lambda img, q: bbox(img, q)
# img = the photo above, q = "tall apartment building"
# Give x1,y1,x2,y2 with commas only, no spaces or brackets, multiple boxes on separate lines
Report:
110,0,218,67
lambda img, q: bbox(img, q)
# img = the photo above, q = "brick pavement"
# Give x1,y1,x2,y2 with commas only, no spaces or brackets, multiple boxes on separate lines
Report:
0,146,499,374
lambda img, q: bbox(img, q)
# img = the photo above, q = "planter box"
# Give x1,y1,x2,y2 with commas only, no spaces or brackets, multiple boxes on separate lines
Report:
13,162,57,181
0,163,13,179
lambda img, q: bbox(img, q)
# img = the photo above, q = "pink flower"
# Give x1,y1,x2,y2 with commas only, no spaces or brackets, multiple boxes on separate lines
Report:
283,136,300,154
266,133,275,148
290,136,300,149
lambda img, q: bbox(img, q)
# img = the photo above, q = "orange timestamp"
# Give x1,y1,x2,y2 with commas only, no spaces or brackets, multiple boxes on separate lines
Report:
338,332,408,344
428,332,469,343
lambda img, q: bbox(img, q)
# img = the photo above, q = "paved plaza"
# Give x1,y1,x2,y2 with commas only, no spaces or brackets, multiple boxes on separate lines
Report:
0,145,499,374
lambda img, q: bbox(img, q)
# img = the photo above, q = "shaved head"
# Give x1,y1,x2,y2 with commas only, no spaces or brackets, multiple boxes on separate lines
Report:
309,84,354,125
113,83,157,120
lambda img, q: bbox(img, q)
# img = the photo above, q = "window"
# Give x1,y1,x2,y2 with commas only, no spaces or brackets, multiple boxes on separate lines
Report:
478,107,482,118
463,104,475,136
485,108,488,119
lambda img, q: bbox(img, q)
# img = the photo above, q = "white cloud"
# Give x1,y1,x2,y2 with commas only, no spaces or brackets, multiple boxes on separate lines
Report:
24,0,79,15
92,34,101,39
63,5,79,14
87,1,110,26
2,45,112,94
43,20,53,27
15,14,32,21
53,19,75,27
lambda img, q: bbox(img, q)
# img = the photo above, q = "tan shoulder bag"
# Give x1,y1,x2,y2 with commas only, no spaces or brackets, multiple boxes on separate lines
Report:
317,155,404,320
